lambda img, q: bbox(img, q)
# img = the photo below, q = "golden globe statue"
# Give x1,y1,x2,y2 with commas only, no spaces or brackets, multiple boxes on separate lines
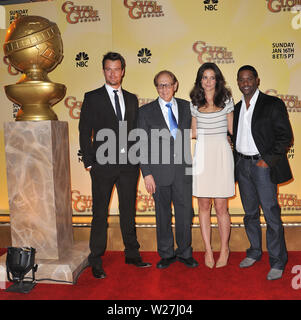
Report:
3,15,66,121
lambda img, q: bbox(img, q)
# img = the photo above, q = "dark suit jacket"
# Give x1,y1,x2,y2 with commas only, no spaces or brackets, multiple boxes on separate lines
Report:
137,98,192,186
232,91,293,184
79,85,139,173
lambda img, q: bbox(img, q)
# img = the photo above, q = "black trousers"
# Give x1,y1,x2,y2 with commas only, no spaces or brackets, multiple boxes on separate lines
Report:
88,166,140,267
153,170,193,260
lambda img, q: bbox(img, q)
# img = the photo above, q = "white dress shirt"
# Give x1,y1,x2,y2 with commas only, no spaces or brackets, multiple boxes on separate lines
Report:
105,84,126,120
236,89,260,156
158,97,179,130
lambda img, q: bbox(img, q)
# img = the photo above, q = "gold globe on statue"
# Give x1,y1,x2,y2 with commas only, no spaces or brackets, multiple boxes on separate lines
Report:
3,15,66,121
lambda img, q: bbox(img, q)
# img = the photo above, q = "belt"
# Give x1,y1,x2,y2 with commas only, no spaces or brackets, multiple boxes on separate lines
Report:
237,152,260,160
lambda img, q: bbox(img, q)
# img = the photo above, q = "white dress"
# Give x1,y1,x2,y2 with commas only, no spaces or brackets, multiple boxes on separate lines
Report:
190,100,235,198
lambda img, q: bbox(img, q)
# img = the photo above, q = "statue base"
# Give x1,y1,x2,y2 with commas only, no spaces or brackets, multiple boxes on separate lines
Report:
4,121,74,260
1,121,89,285
0,241,89,285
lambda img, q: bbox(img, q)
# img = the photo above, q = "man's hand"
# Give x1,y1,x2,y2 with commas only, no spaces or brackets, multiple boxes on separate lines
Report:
256,159,269,168
144,175,156,194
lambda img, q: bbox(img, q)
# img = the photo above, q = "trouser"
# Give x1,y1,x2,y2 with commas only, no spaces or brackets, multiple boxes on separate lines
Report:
236,157,287,269
88,166,140,267
153,170,193,259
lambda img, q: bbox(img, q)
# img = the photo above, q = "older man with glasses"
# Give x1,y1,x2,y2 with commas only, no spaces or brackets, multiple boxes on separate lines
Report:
137,70,198,269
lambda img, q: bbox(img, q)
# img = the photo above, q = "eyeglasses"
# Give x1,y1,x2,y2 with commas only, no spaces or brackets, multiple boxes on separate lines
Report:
157,83,174,90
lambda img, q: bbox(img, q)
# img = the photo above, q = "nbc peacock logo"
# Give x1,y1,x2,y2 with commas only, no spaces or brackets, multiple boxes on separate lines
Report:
203,0,219,11
137,48,152,64
75,52,89,67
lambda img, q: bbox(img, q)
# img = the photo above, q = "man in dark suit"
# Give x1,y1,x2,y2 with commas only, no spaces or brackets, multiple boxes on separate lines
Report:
79,52,151,279
232,65,293,280
137,70,198,269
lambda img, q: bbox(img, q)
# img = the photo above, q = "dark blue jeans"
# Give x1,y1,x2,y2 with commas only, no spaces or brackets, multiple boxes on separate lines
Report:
236,157,288,270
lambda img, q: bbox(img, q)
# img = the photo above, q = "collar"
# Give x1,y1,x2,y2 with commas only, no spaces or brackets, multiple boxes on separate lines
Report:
105,84,122,95
241,88,260,106
158,96,176,109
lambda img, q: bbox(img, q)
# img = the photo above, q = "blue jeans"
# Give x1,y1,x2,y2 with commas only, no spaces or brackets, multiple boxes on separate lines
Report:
236,157,288,270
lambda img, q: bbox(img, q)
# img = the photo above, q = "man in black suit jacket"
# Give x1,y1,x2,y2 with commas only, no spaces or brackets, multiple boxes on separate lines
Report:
138,70,198,269
232,65,293,280
79,52,151,279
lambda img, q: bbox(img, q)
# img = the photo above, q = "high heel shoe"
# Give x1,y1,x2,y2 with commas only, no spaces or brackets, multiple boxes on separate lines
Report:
216,250,229,268
204,251,215,269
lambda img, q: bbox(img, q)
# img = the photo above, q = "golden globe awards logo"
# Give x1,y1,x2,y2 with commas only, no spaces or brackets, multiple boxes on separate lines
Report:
65,96,82,119
266,0,301,29
278,193,301,211
193,41,234,64
265,89,301,112
266,0,301,12
72,190,92,213
124,0,164,19
137,191,155,212
71,189,155,213
62,1,100,24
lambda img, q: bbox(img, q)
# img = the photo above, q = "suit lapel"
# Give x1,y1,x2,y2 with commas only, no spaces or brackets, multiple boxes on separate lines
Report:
122,89,129,121
98,85,119,123
251,91,264,129
233,101,242,142
176,98,184,130
154,98,183,130
153,99,170,131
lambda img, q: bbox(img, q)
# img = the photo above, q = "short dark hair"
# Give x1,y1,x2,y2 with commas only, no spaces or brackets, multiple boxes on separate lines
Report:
153,70,178,87
237,65,258,79
102,52,126,70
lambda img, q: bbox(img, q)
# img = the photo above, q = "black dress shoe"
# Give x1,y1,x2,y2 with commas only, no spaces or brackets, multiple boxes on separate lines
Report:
92,266,106,279
125,257,152,268
156,256,176,269
177,257,199,268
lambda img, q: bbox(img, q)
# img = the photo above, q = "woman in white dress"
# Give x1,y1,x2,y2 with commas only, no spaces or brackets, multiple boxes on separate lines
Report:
190,63,235,268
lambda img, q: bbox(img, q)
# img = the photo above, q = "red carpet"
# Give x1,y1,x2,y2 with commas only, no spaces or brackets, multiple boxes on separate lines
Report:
0,249,301,300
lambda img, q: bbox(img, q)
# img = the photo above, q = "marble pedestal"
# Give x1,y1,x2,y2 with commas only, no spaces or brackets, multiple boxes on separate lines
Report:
0,241,89,285
1,121,89,284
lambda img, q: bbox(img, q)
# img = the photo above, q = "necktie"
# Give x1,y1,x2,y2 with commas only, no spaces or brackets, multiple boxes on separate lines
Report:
166,102,178,139
113,90,123,121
